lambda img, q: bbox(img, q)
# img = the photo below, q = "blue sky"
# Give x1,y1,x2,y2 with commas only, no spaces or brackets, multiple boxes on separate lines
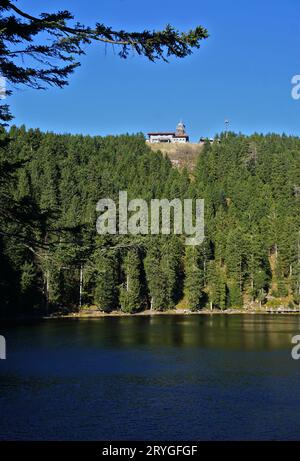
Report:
7,0,300,141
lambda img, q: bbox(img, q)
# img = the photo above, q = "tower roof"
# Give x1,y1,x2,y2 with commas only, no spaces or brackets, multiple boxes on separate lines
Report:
176,121,186,134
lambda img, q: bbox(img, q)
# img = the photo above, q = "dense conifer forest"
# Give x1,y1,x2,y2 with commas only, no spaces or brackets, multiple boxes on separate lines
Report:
0,126,299,316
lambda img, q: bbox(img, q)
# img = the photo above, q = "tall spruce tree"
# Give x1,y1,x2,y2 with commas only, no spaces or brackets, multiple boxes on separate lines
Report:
120,249,143,313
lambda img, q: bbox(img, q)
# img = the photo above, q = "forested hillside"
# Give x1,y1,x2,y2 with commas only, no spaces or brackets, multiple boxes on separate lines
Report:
0,126,299,316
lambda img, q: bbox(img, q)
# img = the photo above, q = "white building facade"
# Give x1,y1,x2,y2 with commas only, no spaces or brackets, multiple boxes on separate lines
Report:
147,122,189,144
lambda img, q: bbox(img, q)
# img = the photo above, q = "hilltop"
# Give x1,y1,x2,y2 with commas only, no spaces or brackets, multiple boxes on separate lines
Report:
147,142,203,171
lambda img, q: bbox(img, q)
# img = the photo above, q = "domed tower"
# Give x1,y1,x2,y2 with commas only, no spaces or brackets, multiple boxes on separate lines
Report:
176,121,186,136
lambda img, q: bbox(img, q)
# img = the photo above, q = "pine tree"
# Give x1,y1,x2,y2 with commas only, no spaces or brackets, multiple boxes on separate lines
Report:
94,254,118,313
184,246,204,311
120,250,142,313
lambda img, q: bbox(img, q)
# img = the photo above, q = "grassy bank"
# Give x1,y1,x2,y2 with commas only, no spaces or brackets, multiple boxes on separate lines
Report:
49,306,300,319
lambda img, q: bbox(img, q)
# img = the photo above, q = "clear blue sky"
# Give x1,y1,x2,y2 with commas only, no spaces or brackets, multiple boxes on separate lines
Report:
8,0,300,141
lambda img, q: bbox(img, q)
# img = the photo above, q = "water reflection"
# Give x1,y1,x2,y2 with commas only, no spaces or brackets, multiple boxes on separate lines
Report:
1,315,300,440
4,314,299,351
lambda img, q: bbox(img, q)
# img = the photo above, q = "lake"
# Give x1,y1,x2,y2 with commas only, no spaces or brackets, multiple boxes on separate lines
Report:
1,314,300,440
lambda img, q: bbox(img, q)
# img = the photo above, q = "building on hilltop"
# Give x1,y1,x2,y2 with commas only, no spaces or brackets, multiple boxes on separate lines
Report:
147,121,189,144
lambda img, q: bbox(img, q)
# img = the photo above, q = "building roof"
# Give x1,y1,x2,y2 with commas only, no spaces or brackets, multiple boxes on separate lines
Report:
147,132,176,136
148,121,188,138
148,133,189,138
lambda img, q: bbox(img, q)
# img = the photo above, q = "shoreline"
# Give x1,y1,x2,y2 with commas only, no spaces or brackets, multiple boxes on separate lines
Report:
48,307,300,319
2,308,300,323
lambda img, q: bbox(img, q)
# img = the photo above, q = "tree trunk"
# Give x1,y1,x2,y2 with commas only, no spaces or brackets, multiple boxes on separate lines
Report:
45,270,49,315
79,265,83,308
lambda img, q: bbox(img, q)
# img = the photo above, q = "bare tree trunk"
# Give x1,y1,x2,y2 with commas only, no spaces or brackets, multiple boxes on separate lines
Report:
79,265,83,308
259,292,262,309
239,260,243,291
251,271,254,302
45,270,49,315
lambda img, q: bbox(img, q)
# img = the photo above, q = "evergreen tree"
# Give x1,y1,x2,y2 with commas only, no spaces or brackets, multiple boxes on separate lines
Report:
120,250,143,313
1,128,300,316
184,246,204,311
94,253,119,313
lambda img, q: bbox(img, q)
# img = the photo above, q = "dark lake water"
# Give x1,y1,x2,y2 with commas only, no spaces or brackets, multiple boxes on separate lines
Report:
1,314,300,440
